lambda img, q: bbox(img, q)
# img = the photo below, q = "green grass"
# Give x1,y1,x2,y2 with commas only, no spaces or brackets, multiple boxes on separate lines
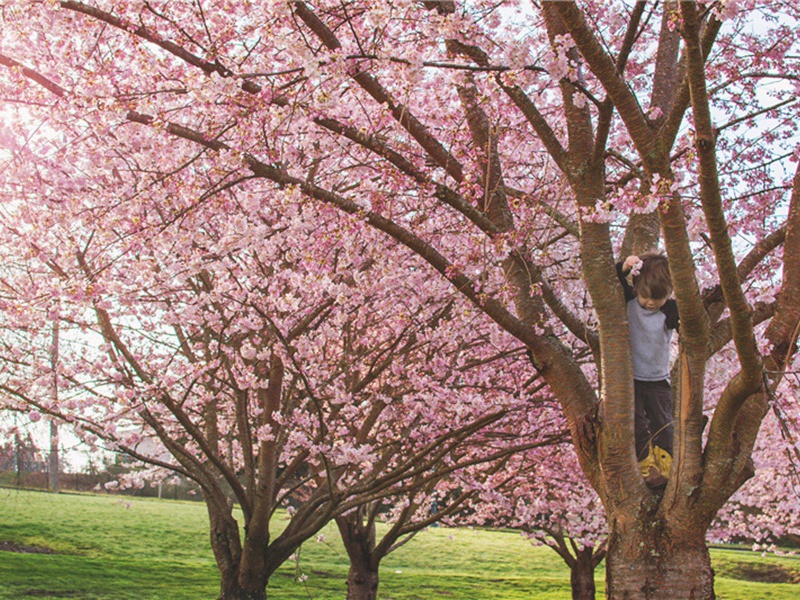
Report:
0,488,798,599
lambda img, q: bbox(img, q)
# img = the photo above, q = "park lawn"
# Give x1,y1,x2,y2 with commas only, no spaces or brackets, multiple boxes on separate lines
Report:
0,488,797,599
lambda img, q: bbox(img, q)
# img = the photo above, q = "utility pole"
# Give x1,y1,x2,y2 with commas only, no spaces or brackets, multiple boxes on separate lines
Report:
49,317,60,493
15,430,22,488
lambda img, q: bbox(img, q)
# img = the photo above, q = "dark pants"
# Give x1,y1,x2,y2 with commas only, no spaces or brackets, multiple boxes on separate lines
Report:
634,379,674,459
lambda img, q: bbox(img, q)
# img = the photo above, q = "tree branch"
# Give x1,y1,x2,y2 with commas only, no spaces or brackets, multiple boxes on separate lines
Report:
680,2,762,391
60,1,261,94
0,53,66,97
292,1,464,182
550,1,655,162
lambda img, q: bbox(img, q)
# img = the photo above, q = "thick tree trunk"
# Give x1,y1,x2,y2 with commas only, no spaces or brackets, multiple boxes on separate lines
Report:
217,583,267,600
215,551,270,600
570,547,597,600
235,535,269,599
337,511,381,600
201,495,271,600
606,525,713,599
212,528,268,600
205,498,270,600
345,561,380,600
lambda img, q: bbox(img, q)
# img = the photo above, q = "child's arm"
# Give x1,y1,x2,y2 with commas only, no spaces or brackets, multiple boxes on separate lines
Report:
621,255,641,275
616,256,639,302
662,299,679,331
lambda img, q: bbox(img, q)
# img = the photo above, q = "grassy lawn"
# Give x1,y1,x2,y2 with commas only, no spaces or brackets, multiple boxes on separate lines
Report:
0,488,798,599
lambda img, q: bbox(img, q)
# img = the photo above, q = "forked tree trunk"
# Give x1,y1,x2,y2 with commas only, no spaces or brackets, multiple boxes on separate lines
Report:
206,499,270,600
606,523,713,599
570,547,597,600
234,540,270,600
217,353,285,600
215,547,270,600
209,518,256,600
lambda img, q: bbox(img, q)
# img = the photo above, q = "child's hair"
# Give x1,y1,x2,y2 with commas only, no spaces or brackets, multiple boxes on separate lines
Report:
632,253,672,300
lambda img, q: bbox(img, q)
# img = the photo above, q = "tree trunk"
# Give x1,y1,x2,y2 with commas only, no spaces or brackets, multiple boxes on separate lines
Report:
345,561,380,600
336,511,381,600
606,524,714,599
49,318,60,492
204,499,268,600
234,529,273,600
48,420,59,492
215,553,269,600
570,547,597,600
218,584,267,600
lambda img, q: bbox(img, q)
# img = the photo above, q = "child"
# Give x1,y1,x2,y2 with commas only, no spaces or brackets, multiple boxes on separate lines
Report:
617,253,679,488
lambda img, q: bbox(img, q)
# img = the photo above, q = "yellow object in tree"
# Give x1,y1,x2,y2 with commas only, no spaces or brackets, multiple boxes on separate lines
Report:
638,448,657,477
652,445,673,479
639,443,668,488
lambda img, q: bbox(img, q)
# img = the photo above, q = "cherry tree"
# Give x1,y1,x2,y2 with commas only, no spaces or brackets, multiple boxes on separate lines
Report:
3,1,800,598
472,442,607,600
333,387,565,600
0,136,559,600
709,368,800,552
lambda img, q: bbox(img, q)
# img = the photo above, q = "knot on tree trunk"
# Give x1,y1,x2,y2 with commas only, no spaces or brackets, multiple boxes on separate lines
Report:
576,404,599,453
696,136,716,152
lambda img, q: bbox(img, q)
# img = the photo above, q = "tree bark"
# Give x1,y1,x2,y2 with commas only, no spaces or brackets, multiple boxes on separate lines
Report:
235,538,269,600
344,561,380,600
570,547,598,600
606,523,713,600
218,585,267,600
204,500,265,600
206,497,271,600
337,511,381,600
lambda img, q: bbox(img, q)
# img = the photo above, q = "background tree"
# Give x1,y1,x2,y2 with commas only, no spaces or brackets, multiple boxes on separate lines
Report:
3,1,800,598
710,377,800,552
471,442,607,600
0,156,559,599
333,382,564,600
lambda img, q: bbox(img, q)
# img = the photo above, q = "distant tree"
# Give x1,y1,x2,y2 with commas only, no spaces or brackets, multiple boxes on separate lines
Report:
334,392,564,600
710,392,800,551
468,442,606,600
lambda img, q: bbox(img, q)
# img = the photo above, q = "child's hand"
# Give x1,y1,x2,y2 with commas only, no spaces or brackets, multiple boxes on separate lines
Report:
623,255,641,273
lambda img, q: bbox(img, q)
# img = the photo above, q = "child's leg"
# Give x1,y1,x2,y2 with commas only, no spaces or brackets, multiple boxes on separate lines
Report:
642,380,674,479
644,380,673,455
633,380,653,459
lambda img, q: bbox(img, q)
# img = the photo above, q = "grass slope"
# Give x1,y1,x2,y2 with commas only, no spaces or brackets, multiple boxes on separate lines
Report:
0,488,798,599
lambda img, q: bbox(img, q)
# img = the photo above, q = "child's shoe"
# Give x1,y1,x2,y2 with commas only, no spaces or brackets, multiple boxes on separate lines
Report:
652,445,673,480
643,465,668,488
638,447,667,488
